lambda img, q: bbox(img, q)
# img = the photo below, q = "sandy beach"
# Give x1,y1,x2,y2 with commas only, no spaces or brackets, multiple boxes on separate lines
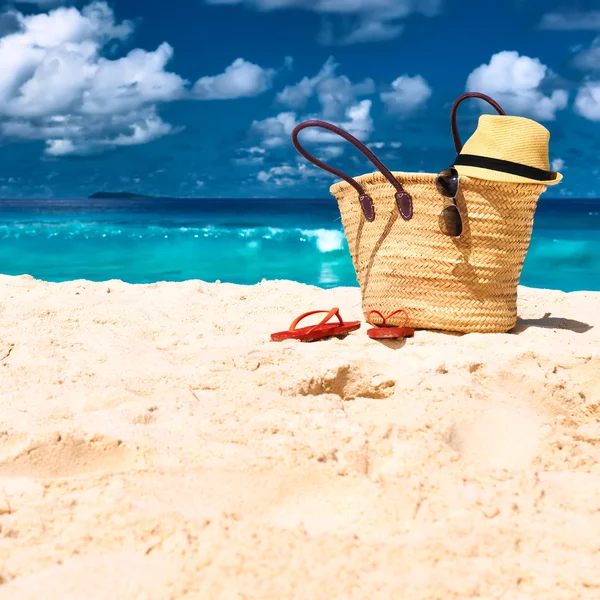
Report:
0,274,598,599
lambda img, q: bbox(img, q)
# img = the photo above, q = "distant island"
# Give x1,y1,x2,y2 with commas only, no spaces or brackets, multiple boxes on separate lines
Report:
88,191,154,199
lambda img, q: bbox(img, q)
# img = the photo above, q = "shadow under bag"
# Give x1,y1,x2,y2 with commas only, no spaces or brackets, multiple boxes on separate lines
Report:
292,92,563,334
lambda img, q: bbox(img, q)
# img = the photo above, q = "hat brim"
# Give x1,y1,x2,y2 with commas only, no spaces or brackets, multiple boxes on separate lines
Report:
455,164,562,186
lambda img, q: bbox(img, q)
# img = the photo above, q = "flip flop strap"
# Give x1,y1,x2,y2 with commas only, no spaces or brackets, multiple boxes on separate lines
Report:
367,309,409,328
288,308,342,333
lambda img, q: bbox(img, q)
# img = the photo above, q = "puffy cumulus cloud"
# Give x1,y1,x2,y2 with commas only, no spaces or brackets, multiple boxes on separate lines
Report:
0,2,182,155
250,111,298,150
551,158,565,171
256,56,381,153
0,2,277,156
466,51,568,121
539,10,600,30
251,99,374,149
193,58,276,99
380,74,432,116
250,57,377,153
572,36,600,71
275,59,337,110
323,99,372,140
276,56,375,118
248,57,430,172
246,58,432,182
8,42,183,120
205,0,442,44
4,109,177,155
574,82,600,121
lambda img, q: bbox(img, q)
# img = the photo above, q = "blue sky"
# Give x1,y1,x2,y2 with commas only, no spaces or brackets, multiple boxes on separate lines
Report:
0,0,599,199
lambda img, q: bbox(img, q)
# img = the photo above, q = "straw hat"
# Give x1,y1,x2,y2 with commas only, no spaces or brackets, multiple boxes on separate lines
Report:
453,114,562,185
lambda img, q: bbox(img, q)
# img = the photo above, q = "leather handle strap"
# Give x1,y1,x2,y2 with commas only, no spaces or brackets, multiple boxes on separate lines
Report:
291,120,413,222
451,92,506,153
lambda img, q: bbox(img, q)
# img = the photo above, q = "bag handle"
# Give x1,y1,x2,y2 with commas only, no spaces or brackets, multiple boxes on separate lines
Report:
451,92,506,153
291,120,413,222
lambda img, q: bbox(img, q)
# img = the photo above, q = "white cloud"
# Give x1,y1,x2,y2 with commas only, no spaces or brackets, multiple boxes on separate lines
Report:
551,158,565,171
193,58,276,99
250,111,298,149
301,100,373,142
315,70,375,119
380,74,432,116
248,56,429,176
276,56,374,118
251,56,378,151
320,145,344,159
0,2,277,156
205,0,442,44
110,113,174,146
250,57,426,163
233,146,267,165
0,2,180,155
45,138,75,156
257,164,297,186
276,57,338,109
251,99,374,149
256,160,331,187
572,36,600,71
574,82,600,121
3,107,179,155
338,99,372,138
368,141,401,149
465,51,568,121
540,10,600,30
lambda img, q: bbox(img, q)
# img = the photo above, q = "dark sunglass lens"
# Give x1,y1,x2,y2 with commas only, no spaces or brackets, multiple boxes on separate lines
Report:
435,168,459,198
438,204,463,237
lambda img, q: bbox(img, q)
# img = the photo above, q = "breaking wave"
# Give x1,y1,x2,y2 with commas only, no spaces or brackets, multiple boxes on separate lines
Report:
0,222,347,254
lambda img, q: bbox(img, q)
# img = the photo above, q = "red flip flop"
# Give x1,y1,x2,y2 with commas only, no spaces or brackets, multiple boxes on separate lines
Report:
367,309,415,340
271,308,361,342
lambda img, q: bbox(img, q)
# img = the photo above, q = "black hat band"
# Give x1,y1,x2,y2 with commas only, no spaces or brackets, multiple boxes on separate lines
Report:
453,154,559,182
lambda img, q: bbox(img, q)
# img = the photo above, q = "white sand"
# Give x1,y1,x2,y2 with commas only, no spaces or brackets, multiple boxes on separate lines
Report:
0,274,598,599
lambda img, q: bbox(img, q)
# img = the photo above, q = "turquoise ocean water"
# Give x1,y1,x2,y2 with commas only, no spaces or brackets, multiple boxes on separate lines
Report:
0,197,598,291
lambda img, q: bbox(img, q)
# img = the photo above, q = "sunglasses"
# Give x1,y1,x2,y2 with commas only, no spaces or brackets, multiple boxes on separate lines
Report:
435,167,462,237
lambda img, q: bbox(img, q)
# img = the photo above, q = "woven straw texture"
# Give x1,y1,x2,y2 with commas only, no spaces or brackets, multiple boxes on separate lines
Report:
330,172,547,333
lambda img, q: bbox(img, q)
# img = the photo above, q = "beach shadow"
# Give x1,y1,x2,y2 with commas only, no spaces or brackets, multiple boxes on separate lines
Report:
361,210,398,298
511,312,593,334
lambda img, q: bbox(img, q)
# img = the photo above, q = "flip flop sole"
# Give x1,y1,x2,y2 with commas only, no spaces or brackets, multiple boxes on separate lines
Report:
367,327,415,340
271,321,361,342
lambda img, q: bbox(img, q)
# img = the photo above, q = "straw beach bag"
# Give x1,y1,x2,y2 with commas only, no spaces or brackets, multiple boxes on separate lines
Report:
292,92,562,333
